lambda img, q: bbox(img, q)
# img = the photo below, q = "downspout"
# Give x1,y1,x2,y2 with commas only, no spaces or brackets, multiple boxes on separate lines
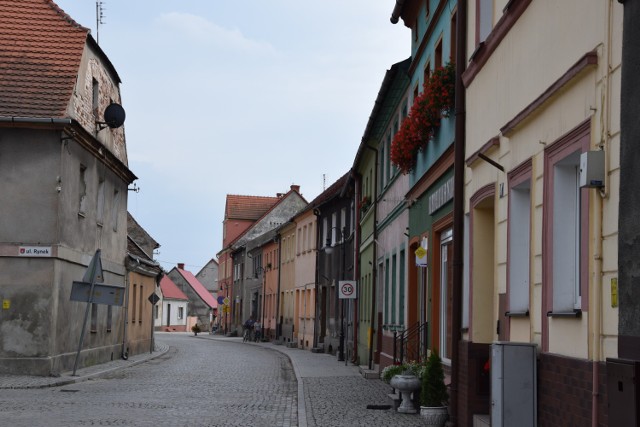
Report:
592,1,613,424
450,0,467,425
312,211,321,349
352,172,360,364
275,234,283,340
121,263,130,359
365,144,379,370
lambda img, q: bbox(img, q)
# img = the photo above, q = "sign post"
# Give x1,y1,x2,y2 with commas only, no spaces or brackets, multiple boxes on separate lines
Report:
148,293,160,354
72,249,103,376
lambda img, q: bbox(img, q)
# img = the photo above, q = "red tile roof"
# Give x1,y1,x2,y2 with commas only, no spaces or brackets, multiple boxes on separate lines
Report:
225,194,280,221
0,0,88,118
160,275,188,301
177,268,218,309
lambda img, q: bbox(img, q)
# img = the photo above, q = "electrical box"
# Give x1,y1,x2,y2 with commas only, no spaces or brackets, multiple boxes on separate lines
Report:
491,342,537,427
579,150,604,188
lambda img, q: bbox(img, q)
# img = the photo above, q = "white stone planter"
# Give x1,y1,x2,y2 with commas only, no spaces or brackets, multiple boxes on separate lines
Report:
389,374,421,414
419,405,448,427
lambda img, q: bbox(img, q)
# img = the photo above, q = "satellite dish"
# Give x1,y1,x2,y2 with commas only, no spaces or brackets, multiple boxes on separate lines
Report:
103,103,126,129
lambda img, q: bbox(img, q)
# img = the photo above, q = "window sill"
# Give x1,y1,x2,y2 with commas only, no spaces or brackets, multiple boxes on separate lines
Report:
505,310,529,317
547,309,582,318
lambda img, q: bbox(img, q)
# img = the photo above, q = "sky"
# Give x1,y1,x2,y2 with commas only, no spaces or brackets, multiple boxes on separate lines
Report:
54,0,409,274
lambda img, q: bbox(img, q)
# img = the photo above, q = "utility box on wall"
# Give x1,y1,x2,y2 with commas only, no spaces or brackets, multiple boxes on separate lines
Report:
491,342,537,427
607,358,640,427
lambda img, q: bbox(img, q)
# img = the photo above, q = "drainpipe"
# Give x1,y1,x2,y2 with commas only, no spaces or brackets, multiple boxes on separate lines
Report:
122,264,130,359
450,0,467,425
313,211,321,349
592,1,614,424
364,144,379,370
352,172,360,364
275,234,283,340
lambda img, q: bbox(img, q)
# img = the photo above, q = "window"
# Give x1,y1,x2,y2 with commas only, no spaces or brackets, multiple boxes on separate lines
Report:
139,285,144,323
107,305,112,332
544,122,589,316
424,62,431,87
450,10,457,62
132,284,137,322
552,153,582,310
79,165,87,215
112,189,120,231
392,254,397,324
154,305,159,320
90,303,97,333
435,39,443,69
508,162,532,315
92,78,99,117
96,177,105,225
399,249,405,327
477,0,493,44
178,307,184,319
384,260,390,323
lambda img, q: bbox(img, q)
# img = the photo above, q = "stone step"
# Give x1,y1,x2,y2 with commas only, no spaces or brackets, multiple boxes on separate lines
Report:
358,365,379,379
473,414,490,427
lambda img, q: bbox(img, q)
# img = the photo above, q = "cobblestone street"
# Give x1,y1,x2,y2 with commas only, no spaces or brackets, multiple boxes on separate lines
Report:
0,333,430,426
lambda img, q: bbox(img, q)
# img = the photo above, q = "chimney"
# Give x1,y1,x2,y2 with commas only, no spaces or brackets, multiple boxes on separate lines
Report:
290,184,300,193
178,263,185,270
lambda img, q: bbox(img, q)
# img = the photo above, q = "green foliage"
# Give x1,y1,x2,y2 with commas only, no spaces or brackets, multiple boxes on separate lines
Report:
420,351,448,407
381,361,425,384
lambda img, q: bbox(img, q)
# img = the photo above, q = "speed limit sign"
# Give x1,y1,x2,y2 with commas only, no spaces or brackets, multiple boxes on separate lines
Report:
339,281,357,299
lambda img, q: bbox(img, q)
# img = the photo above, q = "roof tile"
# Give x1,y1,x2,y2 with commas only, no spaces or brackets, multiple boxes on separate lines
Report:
0,0,88,118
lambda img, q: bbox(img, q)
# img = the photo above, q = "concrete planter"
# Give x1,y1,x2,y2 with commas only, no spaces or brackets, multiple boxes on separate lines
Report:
389,374,421,414
419,406,448,427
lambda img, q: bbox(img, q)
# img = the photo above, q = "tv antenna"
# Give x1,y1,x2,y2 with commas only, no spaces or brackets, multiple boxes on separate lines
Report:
96,2,106,45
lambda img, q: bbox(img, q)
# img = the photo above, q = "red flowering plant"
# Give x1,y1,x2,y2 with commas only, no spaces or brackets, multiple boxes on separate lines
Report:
391,61,455,174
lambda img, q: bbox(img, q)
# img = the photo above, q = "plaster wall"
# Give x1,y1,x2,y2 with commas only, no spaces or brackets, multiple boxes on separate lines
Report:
464,0,621,360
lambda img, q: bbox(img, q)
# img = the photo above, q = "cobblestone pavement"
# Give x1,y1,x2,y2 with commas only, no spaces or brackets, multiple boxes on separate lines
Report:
0,333,296,427
0,333,432,426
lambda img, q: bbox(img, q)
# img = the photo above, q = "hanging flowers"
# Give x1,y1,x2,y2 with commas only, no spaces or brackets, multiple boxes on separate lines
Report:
390,61,455,174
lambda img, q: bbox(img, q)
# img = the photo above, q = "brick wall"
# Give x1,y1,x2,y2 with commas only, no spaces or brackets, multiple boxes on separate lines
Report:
538,353,608,426
456,340,491,427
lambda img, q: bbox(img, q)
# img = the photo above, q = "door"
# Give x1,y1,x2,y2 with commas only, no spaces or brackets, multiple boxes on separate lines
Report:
166,303,171,326
439,229,453,364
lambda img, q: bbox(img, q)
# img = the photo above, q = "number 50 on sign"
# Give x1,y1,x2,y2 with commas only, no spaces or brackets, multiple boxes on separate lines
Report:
339,281,357,299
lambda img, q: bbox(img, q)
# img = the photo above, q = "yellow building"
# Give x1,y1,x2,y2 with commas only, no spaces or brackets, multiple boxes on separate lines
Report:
460,0,621,424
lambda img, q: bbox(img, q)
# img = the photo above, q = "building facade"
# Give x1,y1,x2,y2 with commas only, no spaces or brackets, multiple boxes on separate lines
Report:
0,0,135,375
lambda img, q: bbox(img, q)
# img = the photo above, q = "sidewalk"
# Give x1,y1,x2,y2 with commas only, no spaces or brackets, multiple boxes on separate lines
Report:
204,335,365,427
0,342,170,390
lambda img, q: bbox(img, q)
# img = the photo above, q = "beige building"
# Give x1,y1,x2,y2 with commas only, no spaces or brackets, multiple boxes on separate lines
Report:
293,208,317,350
461,0,621,424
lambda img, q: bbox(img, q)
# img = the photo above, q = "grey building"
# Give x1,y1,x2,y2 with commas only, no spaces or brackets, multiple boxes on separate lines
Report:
0,1,136,375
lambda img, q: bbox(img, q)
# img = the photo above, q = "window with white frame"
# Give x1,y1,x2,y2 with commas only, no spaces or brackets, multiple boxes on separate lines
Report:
477,0,493,44
508,175,531,315
544,122,590,316
552,152,582,311
178,307,184,319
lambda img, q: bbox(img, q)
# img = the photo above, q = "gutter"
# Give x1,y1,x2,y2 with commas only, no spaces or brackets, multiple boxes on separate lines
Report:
0,117,73,125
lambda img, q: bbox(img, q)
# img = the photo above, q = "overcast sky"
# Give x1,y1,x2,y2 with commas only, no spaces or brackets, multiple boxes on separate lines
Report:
54,0,409,274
